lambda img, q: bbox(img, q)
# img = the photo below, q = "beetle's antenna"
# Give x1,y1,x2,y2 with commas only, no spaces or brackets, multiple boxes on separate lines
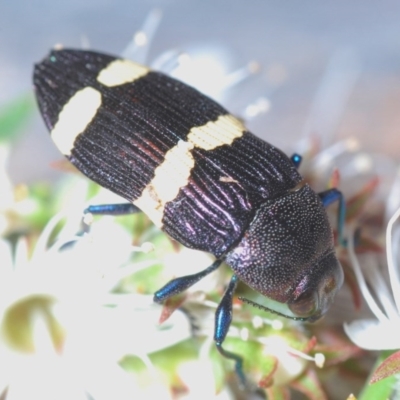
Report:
239,297,311,322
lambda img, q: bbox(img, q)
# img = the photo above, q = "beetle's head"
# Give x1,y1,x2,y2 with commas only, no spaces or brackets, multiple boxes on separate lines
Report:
225,183,343,322
281,250,343,321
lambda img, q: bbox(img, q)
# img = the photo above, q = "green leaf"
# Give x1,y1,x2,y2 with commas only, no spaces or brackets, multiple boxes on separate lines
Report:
370,350,400,383
358,350,398,400
0,94,35,142
121,339,200,389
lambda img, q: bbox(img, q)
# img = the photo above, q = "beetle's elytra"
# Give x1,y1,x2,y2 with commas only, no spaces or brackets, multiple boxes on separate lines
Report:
33,49,344,384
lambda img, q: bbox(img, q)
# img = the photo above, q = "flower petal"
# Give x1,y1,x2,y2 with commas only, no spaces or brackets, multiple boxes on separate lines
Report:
344,319,400,350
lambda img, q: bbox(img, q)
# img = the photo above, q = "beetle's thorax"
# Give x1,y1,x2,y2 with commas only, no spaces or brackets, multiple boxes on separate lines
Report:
225,183,342,315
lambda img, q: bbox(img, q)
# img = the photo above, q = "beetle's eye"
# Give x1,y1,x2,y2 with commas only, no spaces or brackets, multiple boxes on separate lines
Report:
288,290,317,318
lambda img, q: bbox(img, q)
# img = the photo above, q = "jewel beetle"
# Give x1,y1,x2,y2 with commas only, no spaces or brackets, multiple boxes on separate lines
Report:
33,48,344,384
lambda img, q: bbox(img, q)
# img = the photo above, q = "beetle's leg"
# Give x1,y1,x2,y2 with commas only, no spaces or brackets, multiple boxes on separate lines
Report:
290,153,302,169
319,189,346,246
82,203,141,233
84,203,141,216
214,275,246,387
153,259,223,302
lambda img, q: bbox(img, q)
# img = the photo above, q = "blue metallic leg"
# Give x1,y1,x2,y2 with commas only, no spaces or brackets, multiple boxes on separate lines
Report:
214,275,246,387
82,203,141,234
154,263,247,385
84,203,141,216
290,153,302,169
153,259,223,302
319,188,346,246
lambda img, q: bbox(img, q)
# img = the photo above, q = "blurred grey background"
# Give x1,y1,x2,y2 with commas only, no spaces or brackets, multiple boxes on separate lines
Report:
1,0,400,184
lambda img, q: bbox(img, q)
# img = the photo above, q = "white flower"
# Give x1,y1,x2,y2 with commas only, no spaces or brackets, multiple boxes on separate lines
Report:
122,9,260,108
344,206,400,350
0,211,191,400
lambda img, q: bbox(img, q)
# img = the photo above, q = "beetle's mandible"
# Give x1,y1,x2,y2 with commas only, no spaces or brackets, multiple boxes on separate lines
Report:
33,49,344,384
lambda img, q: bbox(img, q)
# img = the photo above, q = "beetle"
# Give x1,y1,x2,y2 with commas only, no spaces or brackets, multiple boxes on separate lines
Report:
33,48,344,384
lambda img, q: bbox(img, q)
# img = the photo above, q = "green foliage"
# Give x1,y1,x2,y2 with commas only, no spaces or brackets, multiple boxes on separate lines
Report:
359,350,399,400
0,94,34,143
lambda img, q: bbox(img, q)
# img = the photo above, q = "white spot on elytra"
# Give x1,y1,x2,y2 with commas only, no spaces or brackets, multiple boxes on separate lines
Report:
134,140,195,227
97,59,149,87
51,87,101,156
187,114,245,150
134,114,245,228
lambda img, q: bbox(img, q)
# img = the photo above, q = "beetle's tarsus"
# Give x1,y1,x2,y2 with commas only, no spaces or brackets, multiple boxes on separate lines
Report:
81,202,142,235
84,202,141,216
216,342,247,388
